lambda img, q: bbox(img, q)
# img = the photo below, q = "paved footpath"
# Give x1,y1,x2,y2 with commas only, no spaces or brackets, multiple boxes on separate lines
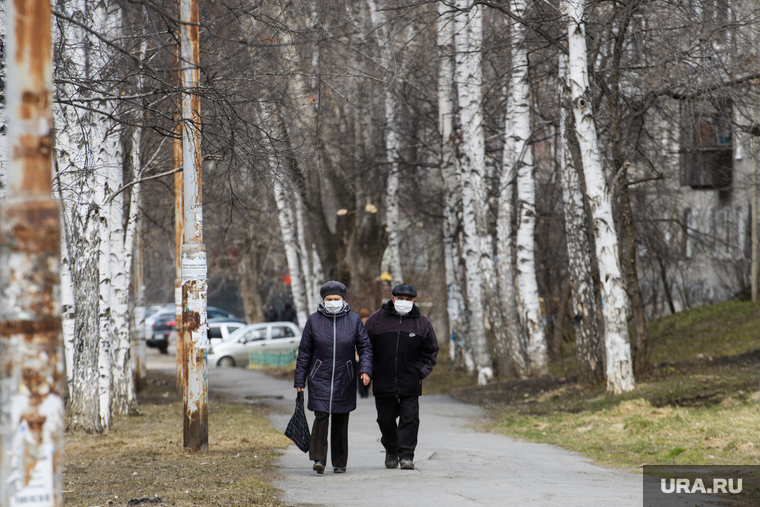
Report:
148,348,642,506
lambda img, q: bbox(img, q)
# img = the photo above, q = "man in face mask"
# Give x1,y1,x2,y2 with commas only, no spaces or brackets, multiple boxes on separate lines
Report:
365,283,439,470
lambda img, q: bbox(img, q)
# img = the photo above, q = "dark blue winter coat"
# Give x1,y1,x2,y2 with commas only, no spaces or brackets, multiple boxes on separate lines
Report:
294,302,372,413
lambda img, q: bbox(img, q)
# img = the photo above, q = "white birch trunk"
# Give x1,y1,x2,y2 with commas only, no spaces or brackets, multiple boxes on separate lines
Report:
564,0,635,394
312,243,324,307
295,192,316,313
454,0,491,373
92,0,127,428
108,145,130,416
60,218,76,390
95,157,113,429
110,135,141,416
54,0,102,433
558,53,605,385
438,1,468,364
110,37,146,416
274,178,309,327
507,0,549,376
54,157,77,394
496,102,529,377
368,0,404,286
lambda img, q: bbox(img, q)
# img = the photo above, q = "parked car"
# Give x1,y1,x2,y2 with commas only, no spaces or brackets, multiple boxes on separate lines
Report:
149,307,242,353
147,310,176,353
207,318,246,346
208,321,300,367
135,304,174,342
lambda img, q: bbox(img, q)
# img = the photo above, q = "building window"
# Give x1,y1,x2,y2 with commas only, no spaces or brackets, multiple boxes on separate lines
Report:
737,207,745,258
680,99,733,189
683,207,699,258
713,207,730,258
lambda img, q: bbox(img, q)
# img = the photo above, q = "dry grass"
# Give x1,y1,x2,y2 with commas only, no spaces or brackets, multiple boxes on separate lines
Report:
63,373,291,507
491,391,760,468
484,300,760,469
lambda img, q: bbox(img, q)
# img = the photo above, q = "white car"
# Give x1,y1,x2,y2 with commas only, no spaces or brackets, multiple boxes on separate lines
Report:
207,320,246,346
208,321,301,367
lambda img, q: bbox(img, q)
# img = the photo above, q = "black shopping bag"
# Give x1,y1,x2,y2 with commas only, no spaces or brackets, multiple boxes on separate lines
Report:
284,391,310,453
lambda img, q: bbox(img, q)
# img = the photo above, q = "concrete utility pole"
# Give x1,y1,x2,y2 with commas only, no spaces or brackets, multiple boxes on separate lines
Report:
174,35,185,401
181,0,208,453
0,0,63,504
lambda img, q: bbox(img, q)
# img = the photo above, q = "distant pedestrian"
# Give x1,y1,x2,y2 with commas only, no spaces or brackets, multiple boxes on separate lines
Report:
294,281,372,474
357,309,372,398
264,303,277,322
365,283,439,470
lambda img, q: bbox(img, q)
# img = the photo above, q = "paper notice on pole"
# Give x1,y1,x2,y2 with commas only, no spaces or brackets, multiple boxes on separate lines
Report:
182,257,207,283
10,445,54,507
174,286,182,314
194,328,209,350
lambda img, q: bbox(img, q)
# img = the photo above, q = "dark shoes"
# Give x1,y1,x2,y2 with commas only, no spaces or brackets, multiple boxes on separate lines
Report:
333,467,347,473
399,459,415,470
313,461,325,474
385,453,399,469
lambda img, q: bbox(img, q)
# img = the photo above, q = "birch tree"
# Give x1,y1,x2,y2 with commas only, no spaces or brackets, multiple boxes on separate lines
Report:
261,104,309,326
91,0,128,428
55,0,102,432
454,0,491,374
368,0,404,286
295,193,317,312
558,53,605,385
438,1,469,365
109,35,148,415
274,177,309,327
505,0,549,376
563,0,635,394
495,12,528,376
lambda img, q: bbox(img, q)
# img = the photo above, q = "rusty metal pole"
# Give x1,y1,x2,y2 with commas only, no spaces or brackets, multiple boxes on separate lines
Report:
753,137,759,303
0,0,63,503
173,29,185,401
180,0,208,453
133,207,146,392
174,147,184,400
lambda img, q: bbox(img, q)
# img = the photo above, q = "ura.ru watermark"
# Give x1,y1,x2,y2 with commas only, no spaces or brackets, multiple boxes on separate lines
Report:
644,465,760,506
660,477,742,494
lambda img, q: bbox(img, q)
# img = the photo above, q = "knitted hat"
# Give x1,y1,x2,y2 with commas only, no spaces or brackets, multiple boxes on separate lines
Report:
320,280,347,299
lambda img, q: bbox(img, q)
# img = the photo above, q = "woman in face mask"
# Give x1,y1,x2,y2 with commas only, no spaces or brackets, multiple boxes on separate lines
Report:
293,280,373,474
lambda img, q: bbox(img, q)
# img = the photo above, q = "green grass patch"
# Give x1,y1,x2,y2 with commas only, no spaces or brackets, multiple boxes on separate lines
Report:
649,300,760,364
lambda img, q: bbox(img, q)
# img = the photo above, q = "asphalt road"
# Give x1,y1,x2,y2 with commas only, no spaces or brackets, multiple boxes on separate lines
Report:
145,347,643,507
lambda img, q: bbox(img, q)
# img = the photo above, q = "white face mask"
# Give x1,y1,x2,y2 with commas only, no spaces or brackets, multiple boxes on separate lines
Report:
394,299,414,315
324,300,343,313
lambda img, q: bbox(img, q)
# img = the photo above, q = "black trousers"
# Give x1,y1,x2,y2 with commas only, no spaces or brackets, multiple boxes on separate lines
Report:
309,411,350,467
375,396,420,460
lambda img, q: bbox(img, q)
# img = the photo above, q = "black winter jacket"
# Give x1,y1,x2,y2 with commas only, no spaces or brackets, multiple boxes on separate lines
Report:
294,302,372,413
365,300,439,397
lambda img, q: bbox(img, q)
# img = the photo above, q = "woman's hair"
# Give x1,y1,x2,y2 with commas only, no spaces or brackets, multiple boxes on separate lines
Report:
359,308,370,319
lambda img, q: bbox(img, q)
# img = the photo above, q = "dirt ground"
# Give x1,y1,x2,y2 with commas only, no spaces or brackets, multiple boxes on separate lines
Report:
63,372,290,507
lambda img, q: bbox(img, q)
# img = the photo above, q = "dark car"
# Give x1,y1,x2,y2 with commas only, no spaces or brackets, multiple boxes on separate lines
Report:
149,307,243,354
